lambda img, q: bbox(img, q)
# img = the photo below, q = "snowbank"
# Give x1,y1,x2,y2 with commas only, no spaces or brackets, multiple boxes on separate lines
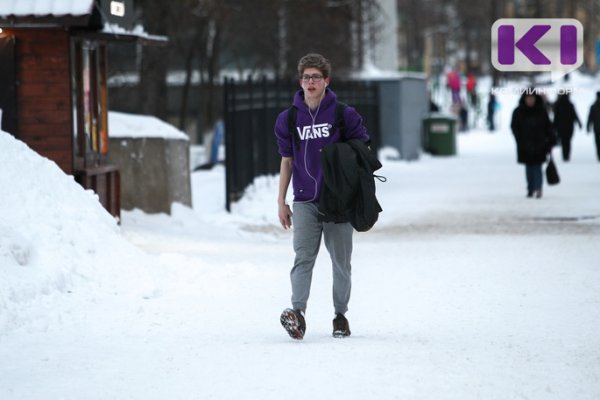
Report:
0,131,159,333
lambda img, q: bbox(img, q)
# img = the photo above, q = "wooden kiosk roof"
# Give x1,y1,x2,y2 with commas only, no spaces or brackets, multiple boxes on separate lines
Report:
0,0,165,220
0,0,95,26
0,0,167,43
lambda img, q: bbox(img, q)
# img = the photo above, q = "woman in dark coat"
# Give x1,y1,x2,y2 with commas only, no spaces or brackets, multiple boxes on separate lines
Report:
553,93,581,161
511,91,556,198
586,91,600,161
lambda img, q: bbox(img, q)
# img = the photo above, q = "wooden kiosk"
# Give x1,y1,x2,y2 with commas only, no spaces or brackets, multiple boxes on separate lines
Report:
0,0,165,220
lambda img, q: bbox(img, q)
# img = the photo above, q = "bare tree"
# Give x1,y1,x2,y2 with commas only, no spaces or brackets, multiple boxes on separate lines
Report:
115,0,403,141
136,0,171,120
398,0,599,78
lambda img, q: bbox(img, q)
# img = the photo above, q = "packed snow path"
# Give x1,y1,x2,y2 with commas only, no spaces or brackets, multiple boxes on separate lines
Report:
1,108,599,398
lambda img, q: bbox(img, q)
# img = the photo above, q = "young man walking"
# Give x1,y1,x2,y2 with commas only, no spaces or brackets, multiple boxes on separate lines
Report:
274,53,370,340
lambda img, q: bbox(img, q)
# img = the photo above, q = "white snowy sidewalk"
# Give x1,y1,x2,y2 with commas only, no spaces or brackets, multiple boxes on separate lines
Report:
1,113,599,398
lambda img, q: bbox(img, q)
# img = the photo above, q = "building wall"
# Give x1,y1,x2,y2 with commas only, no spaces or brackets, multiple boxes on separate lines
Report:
108,137,192,214
16,29,73,174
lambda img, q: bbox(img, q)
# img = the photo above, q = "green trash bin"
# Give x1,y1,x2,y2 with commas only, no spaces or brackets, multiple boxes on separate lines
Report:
423,114,457,156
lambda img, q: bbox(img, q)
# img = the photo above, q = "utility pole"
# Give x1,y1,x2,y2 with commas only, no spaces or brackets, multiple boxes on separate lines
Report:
491,0,500,87
278,0,288,78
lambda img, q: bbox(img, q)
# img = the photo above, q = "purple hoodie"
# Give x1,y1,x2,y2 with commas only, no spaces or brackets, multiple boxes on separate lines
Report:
274,88,370,203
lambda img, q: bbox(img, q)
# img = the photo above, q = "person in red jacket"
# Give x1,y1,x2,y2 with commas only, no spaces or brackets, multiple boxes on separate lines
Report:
466,73,478,108
446,69,461,105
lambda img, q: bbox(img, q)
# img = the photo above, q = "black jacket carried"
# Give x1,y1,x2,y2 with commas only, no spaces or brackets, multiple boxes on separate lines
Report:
318,139,383,232
511,93,556,164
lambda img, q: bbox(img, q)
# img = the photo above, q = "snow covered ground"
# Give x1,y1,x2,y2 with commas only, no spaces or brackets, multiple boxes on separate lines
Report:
1,75,600,399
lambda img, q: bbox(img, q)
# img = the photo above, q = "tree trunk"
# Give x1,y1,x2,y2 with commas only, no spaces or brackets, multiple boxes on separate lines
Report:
138,47,169,120
179,45,195,131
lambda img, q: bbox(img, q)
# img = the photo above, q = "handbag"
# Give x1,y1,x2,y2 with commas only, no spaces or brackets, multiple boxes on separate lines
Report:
545,155,560,185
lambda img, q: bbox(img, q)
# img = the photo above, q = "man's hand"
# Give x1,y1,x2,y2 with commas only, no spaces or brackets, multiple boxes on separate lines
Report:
278,203,293,229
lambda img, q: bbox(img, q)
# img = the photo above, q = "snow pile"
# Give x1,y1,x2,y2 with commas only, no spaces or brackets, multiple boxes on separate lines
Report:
102,23,168,43
0,131,158,333
108,111,189,140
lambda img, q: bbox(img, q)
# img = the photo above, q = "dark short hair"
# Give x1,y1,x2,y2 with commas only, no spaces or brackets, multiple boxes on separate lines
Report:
297,53,331,79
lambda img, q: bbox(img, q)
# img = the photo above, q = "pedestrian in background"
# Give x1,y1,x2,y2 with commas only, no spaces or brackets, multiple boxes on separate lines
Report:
446,69,461,105
510,91,556,198
552,93,581,161
487,93,497,131
586,91,600,161
466,73,478,108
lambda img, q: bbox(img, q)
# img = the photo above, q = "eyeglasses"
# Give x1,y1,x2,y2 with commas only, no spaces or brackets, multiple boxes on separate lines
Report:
301,74,324,82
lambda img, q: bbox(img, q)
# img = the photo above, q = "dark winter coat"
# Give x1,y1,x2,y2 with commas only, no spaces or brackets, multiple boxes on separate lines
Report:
552,95,581,137
587,98,600,133
511,93,556,164
318,139,383,232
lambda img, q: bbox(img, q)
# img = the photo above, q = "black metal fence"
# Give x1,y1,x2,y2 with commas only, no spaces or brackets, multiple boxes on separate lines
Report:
223,76,379,211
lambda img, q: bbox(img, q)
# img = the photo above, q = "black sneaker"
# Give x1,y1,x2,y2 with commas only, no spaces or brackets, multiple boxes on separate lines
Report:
280,308,306,340
332,313,351,338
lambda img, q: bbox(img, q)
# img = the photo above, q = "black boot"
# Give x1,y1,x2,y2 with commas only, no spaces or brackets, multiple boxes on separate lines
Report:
332,314,351,338
280,308,306,340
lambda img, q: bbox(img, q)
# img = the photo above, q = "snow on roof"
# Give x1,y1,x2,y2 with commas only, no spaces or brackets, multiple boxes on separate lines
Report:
0,0,94,17
351,60,427,81
108,111,189,141
102,23,168,43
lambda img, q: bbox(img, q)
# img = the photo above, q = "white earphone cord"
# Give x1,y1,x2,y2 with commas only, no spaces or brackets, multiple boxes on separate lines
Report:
301,88,326,203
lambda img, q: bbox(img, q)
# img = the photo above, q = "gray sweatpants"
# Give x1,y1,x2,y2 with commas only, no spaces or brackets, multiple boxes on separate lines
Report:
291,202,354,315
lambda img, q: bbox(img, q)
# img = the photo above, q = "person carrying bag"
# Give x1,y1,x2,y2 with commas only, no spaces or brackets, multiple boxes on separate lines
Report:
546,153,560,185
510,90,556,199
